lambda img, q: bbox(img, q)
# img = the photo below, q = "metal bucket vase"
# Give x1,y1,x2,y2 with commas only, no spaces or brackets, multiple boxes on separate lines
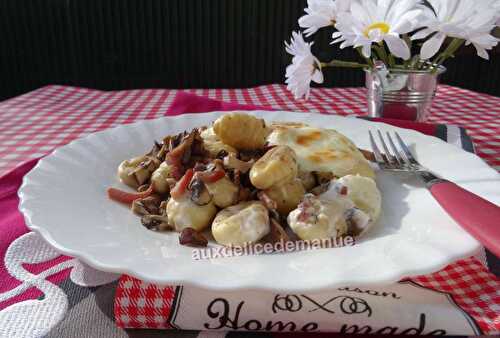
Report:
365,66,446,122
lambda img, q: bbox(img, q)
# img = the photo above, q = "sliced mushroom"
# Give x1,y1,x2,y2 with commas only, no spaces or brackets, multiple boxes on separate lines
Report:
147,141,162,159
257,191,281,221
128,157,161,186
223,153,254,173
179,227,208,247
314,171,334,185
131,195,162,216
345,207,371,236
257,191,278,211
263,218,290,244
141,214,172,231
310,182,331,196
189,179,213,206
239,149,264,161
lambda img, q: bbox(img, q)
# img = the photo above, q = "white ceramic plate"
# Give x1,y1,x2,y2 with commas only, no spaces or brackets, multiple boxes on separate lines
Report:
18,111,500,291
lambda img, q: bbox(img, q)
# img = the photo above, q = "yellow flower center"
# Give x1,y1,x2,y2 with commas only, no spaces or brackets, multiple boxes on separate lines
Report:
363,22,390,37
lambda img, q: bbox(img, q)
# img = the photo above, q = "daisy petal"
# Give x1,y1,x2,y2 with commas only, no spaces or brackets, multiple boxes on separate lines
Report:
384,34,411,60
311,69,324,83
420,32,446,60
331,32,343,39
473,44,489,60
412,28,434,41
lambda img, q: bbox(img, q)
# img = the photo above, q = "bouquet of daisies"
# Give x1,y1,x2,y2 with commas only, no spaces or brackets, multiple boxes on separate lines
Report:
285,0,500,99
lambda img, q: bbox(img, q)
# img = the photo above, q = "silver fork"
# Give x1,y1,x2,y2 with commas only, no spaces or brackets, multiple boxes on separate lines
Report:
369,130,500,258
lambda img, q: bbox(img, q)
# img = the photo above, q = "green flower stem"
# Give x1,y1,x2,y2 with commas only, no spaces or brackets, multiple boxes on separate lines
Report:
321,60,369,69
403,34,412,50
373,44,390,66
388,53,396,68
402,34,412,68
356,47,374,68
432,38,465,70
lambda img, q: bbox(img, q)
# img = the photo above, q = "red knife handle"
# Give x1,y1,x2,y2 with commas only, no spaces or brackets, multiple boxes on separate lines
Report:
429,181,500,257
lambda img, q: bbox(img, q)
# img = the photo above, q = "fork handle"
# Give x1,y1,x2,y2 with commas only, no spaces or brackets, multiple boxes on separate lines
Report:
429,181,500,257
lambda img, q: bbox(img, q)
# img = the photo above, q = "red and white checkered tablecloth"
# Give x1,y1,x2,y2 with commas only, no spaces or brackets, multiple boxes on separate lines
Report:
113,256,500,333
0,84,499,176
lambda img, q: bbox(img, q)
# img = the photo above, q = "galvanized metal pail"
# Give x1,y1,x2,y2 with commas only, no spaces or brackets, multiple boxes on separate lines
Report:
365,66,446,121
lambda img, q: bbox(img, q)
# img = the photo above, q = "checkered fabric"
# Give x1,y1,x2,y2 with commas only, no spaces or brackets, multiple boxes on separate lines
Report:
114,276,176,329
412,257,500,334
0,84,499,176
114,257,500,334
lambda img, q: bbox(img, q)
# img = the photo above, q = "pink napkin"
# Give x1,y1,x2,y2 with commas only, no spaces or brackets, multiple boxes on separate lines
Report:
0,160,70,310
168,91,269,115
169,92,445,137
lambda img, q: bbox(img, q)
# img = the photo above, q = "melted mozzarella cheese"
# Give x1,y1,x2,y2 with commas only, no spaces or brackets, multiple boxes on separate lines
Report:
267,123,374,178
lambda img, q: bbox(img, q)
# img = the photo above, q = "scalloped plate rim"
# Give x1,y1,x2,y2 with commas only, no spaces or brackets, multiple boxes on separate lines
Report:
18,111,498,291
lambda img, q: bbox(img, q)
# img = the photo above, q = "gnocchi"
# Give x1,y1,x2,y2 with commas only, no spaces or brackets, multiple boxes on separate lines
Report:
151,162,172,194
250,145,298,190
212,201,270,246
325,175,382,222
287,195,352,240
166,196,217,232
213,113,270,150
205,176,239,208
200,127,237,157
264,178,305,215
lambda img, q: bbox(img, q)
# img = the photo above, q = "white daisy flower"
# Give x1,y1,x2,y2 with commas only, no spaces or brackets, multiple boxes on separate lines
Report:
413,0,500,60
285,31,324,100
495,2,500,24
298,0,351,37
331,0,422,60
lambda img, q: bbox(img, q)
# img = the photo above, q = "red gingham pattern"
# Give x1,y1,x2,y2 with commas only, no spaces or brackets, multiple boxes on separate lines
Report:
114,257,500,334
0,84,498,334
114,275,176,329
0,84,499,176
412,257,500,334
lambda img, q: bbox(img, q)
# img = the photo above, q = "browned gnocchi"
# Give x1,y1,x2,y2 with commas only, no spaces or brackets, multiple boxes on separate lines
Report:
213,113,270,150
249,145,298,190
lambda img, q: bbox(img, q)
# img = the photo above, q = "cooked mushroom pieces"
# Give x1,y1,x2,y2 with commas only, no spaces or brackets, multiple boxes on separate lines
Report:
249,145,298,190
132,197,171,231
141,214,171,231
179,227,208,247
263,218,290,244
118,155,160,188
166,129,204,180
212,201,270,247
223,153,254,173
131,195,162,216
189,178,213,206
298,171,316,191
166,196,217,232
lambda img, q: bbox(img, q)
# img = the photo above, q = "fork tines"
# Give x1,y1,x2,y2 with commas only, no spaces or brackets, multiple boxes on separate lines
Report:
369,130,420,170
